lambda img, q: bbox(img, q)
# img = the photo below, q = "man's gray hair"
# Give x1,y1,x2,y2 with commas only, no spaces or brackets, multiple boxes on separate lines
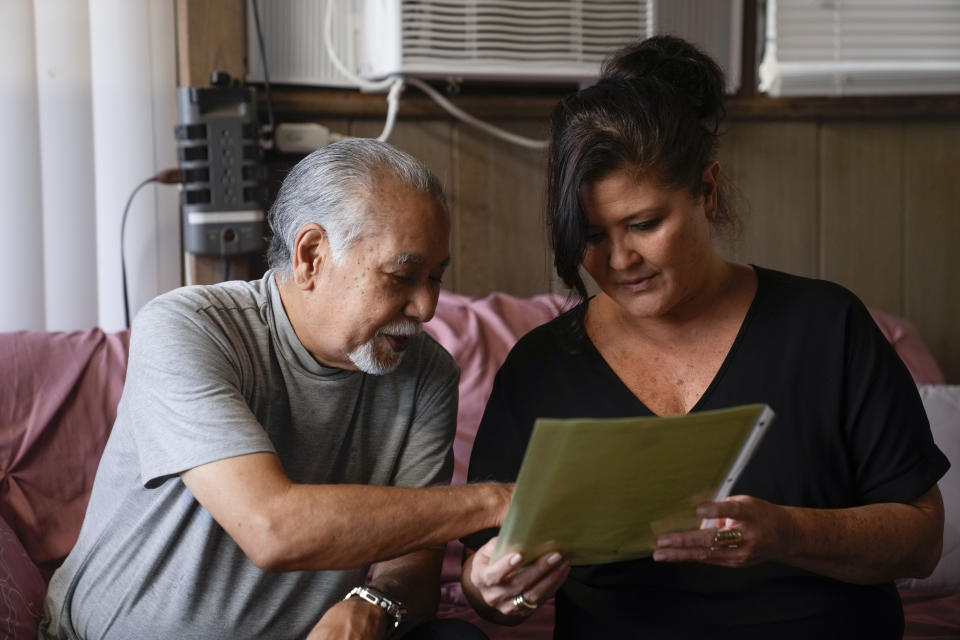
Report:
266,138,447,278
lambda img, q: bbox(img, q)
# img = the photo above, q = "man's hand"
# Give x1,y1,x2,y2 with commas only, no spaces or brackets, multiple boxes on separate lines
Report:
306,597,390,640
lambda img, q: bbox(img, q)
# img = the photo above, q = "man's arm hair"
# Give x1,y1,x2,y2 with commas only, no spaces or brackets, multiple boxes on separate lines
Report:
180,452,510,571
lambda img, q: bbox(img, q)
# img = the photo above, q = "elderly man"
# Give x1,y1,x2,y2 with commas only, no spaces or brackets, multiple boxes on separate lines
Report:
41,139,508,640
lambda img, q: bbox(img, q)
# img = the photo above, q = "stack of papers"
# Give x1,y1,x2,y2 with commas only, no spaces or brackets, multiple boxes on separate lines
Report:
493,404,774,565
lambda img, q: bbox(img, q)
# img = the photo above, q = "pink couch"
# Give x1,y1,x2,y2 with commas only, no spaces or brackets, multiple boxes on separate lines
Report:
1,291,957,640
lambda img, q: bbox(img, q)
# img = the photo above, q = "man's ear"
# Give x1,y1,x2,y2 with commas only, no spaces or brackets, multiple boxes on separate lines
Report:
291,223,329,289
701,161,721,219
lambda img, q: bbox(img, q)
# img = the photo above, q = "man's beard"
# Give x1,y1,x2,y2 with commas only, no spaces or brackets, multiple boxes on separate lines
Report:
347,319,422,375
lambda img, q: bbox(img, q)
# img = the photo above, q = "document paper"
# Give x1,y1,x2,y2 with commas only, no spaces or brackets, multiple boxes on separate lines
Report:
493,404,774,565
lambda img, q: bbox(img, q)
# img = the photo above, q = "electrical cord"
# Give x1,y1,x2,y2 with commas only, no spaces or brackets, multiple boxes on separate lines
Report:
320,1,546,149
250,0,276,144
121,168,181,329
321,1,406,143
405,78,548,150
323,1,396,93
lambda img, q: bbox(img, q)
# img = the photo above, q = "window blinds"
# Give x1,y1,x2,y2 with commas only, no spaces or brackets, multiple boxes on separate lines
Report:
759,0,960,96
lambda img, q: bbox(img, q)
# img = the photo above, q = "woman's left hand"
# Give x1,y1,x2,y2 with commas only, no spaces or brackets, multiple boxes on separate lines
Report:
652,495,796,568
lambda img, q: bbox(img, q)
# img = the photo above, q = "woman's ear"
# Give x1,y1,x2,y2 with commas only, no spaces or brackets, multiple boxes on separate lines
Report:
701,161,721,219
291,223,329,289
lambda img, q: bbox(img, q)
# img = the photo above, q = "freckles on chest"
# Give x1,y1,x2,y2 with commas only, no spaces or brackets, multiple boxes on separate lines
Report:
607,344,728,415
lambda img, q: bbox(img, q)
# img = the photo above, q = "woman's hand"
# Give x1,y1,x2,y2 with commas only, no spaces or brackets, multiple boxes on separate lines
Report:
652,495,797,568
461,537,571,624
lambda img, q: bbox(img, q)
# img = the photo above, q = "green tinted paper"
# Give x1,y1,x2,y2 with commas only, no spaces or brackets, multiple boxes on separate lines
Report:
493,404,773,565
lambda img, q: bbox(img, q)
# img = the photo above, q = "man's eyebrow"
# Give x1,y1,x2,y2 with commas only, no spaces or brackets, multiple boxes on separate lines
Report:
395,254,425,265
394,254,451,268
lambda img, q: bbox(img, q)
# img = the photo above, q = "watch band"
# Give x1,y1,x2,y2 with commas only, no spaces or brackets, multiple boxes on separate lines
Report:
343,585,407,630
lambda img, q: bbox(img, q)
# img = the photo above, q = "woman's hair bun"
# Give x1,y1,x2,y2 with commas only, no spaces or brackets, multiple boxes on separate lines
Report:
600,35,725,125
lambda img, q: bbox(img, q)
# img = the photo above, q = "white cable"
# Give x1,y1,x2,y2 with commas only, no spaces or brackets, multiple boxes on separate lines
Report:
323,0,401,141
322,0,548,150
377,79,404,142
323,0,393,92
405,77,549,150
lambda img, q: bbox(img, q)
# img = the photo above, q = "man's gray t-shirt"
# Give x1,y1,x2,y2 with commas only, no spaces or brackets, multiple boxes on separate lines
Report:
41,272,458,640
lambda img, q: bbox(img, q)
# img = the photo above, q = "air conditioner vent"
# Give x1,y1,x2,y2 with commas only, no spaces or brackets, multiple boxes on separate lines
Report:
759,0,960,96
362,0,651,81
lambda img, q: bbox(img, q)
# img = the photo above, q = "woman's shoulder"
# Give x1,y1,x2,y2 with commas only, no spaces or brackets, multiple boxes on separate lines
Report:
501,300,590,370
754,265,865,312
513,300,588,348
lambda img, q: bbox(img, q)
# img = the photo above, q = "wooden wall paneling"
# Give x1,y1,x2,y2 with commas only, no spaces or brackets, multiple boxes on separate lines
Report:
819,122,905,314
348,118,458,287
349,119,456,192
175,0,245,87
713,124,741,261
452,121,489,295
454,120,553,297
903,121,960,383
721,121,820,278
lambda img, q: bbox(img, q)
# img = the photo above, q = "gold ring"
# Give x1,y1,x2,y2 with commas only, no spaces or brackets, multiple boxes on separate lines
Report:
711,529,743,550
512,594,538,610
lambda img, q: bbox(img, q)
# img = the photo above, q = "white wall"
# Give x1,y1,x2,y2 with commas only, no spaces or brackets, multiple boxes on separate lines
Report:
0,0,180,333
0,1,45,331
34,0,98,331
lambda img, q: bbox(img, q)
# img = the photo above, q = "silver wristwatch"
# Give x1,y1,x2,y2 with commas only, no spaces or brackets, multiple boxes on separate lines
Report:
343,585,407,630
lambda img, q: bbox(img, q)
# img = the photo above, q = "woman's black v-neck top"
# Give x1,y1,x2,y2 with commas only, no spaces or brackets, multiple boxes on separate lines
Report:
464,266,948,638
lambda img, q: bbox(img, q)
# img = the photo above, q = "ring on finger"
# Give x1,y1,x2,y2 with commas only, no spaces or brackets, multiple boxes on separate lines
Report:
512,593,538,611
711,528,743,550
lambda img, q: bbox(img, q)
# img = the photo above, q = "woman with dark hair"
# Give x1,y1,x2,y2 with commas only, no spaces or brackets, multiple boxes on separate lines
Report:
459,35,948,638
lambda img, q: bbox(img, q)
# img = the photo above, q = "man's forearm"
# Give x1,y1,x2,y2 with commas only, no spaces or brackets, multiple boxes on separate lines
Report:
264,483,508,571
182,452,511,572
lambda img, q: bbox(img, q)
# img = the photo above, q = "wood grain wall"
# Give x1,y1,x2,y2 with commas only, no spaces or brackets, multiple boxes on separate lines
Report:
718,118,960,384
269,107,959,383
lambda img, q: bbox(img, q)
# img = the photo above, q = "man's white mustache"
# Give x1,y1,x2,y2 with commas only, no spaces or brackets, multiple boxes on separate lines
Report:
376,320,422,337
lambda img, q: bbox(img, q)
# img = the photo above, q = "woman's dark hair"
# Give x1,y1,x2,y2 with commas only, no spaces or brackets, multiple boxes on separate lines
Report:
547,35,735,300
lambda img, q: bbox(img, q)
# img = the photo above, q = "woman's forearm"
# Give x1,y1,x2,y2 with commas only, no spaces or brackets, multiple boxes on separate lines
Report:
780,485,944,584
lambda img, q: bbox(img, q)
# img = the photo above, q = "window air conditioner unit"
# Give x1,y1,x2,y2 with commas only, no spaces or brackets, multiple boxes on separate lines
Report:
759,0,960,97
247,0,742,94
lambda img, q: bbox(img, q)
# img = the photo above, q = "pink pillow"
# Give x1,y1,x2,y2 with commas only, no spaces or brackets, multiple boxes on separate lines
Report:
0,514,46,639
869,308,946,385
0,328,130,579
425,290,570,485
425,290,570,584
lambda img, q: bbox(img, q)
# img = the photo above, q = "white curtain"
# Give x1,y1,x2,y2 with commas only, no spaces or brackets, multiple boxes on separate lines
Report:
0,0,180,333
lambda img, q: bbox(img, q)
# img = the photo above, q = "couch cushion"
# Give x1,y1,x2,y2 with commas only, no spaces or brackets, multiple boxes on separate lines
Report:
425,290,570,485
899,385,960,593
0,513,46,640
900,589,960,639
0,328,129,579
869,309,946,385
425,290,569,584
